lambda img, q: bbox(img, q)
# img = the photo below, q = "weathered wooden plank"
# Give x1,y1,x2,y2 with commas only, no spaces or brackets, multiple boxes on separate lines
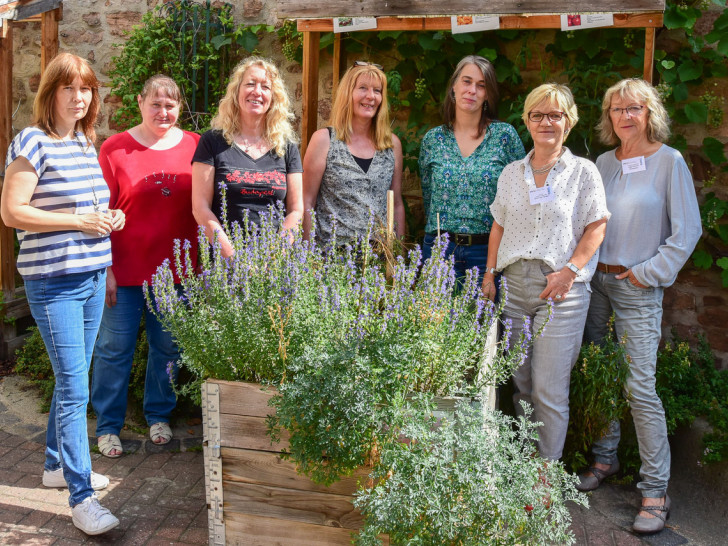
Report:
220,414,290,452
221,447,366,496
0,20,15,296
280,0,665,18
0,0,62,21
644,26,656,83
225,512,363,546
297,12,664,32
40,6,58,72
224,481,364,529
301,31,320,158
215,379,277,418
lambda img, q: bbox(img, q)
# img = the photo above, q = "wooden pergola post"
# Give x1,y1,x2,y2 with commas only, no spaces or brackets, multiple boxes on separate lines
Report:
300,31,320,158
0,20,15,296
40,7,60,72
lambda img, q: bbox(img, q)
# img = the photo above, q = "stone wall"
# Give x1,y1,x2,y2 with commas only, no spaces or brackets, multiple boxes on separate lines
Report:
8,1,728,368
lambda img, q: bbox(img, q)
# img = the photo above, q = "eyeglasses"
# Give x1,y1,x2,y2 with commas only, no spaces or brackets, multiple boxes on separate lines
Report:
353,60,383,70
610,105,646,117
528,111,565,123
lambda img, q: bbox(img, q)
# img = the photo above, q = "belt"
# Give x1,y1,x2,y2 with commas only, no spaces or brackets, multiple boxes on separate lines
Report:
597,262,628,274
433,231,490,246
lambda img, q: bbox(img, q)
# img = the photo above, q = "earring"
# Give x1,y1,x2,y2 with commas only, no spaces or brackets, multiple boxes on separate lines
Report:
483,100,489,111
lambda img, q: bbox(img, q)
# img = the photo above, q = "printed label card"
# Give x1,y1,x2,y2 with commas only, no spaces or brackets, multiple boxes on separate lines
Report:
451,15,500,34
560,13,614,31
333,17,377,33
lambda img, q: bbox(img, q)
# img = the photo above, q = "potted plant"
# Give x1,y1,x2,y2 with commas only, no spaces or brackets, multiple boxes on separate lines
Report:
149,207,586,544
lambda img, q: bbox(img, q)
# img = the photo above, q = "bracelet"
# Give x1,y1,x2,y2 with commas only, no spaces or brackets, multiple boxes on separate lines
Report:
485,267,497,275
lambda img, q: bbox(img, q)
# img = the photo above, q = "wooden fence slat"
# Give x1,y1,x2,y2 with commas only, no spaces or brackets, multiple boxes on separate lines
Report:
644,26,656,83
223,481,364,529
280,0,665,18
221,447,365,496
40,6,59,72
215,379,277,417
301,31,320,158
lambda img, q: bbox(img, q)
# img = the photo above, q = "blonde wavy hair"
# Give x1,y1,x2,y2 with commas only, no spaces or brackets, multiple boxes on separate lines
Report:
211,57,296,157
597,78,670,146
329,64,393,150
522,83,579,142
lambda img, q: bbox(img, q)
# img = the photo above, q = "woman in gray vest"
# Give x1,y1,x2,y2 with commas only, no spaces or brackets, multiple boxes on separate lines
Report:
302,62,404,243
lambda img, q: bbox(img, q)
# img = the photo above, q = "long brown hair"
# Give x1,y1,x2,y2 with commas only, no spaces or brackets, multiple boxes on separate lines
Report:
33,52,101,143
442,55,499,138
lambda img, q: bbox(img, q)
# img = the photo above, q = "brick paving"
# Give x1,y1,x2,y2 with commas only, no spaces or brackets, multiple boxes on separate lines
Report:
0,429,206,545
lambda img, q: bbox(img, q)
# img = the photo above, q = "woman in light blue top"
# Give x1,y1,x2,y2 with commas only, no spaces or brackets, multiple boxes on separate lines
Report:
1,53,124,536
419,55,525,284
576,78,702,535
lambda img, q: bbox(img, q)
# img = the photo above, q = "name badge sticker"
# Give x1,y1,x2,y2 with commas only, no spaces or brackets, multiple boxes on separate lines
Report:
529,185,556,205
621,156,646,174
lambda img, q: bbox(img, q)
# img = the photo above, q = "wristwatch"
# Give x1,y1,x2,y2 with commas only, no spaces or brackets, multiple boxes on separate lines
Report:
565,262,580,275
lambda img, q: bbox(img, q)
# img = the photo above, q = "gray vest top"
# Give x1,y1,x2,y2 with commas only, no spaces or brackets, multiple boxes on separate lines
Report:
314,128,394,244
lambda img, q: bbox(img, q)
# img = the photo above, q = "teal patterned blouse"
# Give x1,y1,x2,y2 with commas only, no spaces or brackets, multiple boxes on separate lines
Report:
419,122,525,234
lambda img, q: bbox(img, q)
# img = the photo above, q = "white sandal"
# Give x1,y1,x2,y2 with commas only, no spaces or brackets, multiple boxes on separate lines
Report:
150,422,173,445
97,434,123,458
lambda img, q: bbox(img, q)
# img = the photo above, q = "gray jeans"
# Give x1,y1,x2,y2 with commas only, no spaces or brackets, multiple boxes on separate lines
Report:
584,270,669,499
504,259,590,460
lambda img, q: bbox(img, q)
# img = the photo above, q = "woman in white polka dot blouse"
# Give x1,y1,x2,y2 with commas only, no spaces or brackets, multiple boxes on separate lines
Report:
481,83,610,461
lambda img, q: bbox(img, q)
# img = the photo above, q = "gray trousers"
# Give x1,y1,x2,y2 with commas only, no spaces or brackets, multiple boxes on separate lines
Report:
504,259,590,460
584,270,669,499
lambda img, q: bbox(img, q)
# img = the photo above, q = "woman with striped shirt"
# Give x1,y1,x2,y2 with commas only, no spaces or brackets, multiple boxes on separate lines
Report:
1,53,124,536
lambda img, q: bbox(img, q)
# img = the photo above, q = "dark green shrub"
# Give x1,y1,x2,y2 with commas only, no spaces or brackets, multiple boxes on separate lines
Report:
14,327,55,412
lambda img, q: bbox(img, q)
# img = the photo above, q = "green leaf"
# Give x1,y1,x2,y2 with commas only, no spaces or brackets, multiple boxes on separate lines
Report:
664,6,688,29
717,38,728,57
717,257,728,269
320,33,335,49
236,30,259,52
476,47,497,61
678,60,702,82
684,102,708,123
210,35,232,50
692,249,713,269
451,33,476,44
661,60,676,70
721,268,728,288
377,31,402,40
672,83,689,102
418,33,439,51
703,137,728,165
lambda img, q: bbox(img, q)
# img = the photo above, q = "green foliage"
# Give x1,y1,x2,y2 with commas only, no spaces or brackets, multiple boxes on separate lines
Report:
14,327,55,413
563,317,631,473
355,401,587,545
109,1,273,132
693,192,728,286
656,334,728,463
14,325,152,418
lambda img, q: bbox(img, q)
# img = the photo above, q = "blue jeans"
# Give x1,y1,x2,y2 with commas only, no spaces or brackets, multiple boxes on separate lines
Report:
504,260,591,460
25,269,106,507
422,233,488,288
584,270,669,499
91,285,179,436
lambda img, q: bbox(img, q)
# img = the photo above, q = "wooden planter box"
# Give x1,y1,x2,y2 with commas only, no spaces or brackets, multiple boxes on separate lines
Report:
202,323,497,544
202,379,372,546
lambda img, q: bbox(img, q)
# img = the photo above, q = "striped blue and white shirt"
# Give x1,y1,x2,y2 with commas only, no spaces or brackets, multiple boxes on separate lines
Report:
5,127,112,280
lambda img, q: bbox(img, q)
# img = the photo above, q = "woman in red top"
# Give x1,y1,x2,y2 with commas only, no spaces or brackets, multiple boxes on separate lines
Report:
91,75,200,457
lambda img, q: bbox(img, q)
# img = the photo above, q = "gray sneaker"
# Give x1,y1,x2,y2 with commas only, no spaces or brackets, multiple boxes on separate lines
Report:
71,496,119,535
43,468,110,491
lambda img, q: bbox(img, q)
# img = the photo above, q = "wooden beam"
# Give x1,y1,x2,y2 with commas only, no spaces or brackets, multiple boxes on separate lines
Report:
643,26,656,83
297,12,664,32
280,0,666,18
40,6,58,72
0,0,62,22
332,33,341,99
301,31,320,158
0,20,15,296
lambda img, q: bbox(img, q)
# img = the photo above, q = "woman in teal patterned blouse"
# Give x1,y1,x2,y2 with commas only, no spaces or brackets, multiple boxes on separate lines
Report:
419,55,525,285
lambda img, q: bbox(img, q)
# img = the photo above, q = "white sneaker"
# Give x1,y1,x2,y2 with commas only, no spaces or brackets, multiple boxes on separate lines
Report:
71,495,119,535
42,468,110,491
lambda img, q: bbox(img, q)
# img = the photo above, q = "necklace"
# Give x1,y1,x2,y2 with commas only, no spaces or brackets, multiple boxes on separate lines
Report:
61,135,99,211
530,149,565,175
236,134,264,153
